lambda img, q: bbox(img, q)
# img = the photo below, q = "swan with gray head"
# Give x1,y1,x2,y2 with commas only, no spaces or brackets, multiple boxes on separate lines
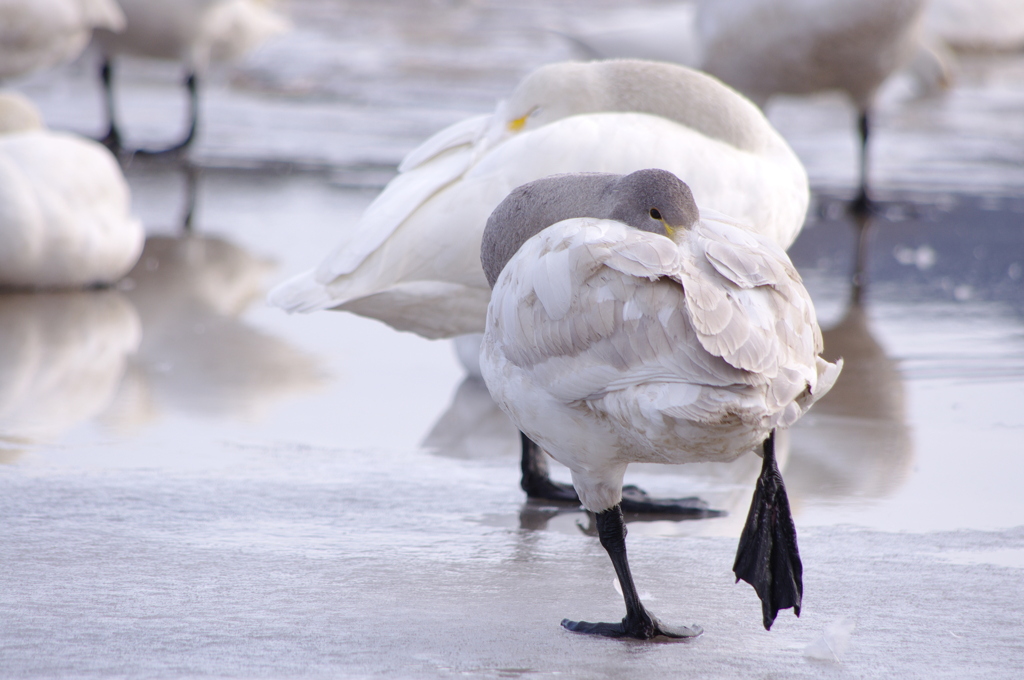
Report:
480,168,841,637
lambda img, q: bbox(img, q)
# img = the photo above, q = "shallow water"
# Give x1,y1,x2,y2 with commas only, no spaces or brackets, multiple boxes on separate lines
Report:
3,1,1024,678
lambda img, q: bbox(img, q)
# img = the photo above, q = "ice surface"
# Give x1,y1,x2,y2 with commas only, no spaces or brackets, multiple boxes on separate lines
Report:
2,1,1024,678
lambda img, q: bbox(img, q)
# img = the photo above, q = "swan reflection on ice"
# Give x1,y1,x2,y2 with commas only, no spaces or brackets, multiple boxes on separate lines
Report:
0,290,140,461
103,234,326,428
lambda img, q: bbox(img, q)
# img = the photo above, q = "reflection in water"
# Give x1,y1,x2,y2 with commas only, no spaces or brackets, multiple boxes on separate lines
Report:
102,235,325,428
422,376,519,462
787,212,914,500
0,291,141,461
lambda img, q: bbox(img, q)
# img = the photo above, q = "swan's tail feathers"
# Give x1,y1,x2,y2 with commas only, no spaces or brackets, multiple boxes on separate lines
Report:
268,273,490,340
267,270,336,314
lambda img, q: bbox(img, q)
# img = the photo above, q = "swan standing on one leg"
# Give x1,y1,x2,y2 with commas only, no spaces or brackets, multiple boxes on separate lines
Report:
270,59,809,511
0,92,143,289
91,0,289,156
480,169,841,637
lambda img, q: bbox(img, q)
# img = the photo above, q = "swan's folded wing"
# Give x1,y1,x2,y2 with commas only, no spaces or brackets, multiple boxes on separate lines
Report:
491,219,755,406
679,217,821,378
397,113,491,173
313,145,476,283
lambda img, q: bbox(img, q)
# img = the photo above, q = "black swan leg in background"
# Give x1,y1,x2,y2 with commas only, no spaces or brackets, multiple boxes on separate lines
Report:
733,430,803,630
136,72,199,157
99,57,122,155
851,109,872,215
562,506,703,640
520,433,722,518
520,432,579,502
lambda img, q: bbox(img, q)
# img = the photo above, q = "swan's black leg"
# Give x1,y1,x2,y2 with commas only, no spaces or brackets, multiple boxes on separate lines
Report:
562,506,702,640
520,434,721,517
137,71,199,156
99,57,123,155
520,432,579,503
851,109,872,215
733,430,803,630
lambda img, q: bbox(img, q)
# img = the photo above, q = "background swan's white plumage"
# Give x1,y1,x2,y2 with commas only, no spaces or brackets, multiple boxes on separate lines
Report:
0,0,125,80
92,0,289,71
924,0,1024,52
269,60,808,340
481,215,840,511
696,0,926,110
0,92,143,289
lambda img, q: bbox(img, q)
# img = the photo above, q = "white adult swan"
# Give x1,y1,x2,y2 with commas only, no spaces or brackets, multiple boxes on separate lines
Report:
270,59,808,339
92,0,289,155
0,0,124,80
0,92,143,289
480,169,841,638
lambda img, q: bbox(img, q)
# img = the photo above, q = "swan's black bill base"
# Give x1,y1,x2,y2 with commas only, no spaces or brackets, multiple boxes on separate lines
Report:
563,506,703,641
733,430,803,630
520,433,725,518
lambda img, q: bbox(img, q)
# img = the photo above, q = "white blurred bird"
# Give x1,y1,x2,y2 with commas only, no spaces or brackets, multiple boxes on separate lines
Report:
0,91,143,289
270,59,808,340
92,0,290,155
924,0,1024,52
480,169,841,638
0,0,125,80
562,0,927,209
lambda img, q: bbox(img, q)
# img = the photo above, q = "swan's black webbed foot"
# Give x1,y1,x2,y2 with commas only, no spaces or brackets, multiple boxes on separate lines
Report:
733,430,803,630
562,614,702,640
620,486,725,518
521,433,724,517
563,506,703,641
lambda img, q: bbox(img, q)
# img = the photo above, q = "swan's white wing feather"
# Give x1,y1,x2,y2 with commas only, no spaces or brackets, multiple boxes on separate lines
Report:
314,146,476,282
489,217,831,424
493,219,757,405
397,113,492,173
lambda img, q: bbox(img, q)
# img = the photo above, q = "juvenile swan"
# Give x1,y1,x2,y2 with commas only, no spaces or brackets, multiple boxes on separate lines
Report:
269,59,808,340
480,169,841,637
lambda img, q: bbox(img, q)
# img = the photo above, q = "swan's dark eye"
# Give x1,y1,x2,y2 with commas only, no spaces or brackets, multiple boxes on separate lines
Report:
649,208,662,220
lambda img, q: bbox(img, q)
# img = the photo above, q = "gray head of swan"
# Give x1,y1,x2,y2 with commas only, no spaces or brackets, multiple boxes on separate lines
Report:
481,168,700,288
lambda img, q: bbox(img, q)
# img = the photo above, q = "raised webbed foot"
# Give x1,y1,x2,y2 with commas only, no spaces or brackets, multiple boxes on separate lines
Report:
733,430,802,630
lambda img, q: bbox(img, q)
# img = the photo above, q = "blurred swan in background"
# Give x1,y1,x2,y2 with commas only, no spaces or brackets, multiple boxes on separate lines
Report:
0,91,143,289
102,235,324,429
92,0,290,155
270,59,808,340
0,0,124,80
0,290,140,462
924,0,1024,52
560,0,927,208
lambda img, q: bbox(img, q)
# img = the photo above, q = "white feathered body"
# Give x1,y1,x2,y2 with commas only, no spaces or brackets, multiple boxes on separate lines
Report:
270,63,808,339
698,0,926,108
0,129,143,289
481,215,840,511
0,0,125,79
93,0,289,70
